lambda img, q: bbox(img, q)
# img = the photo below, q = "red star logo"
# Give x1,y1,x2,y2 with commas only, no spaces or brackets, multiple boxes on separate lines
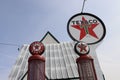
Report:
78,43,87,52
71,16,99,40
34,45,39,49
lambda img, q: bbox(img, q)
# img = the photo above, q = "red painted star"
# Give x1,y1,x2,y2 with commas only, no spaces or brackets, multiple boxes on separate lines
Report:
71,16,99,40
34,44,40,51
78,43,87,52
29,41,45,55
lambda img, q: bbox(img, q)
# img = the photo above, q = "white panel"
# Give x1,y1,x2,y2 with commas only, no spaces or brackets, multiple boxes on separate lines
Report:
50,44,56,79
58,44,68,78
45,44,50,79
54,44,62,79
63,42,74,78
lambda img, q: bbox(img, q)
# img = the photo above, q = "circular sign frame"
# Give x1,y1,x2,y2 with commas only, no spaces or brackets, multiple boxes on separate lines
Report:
67,13,106,45
74,41,90,55
29,41,45,55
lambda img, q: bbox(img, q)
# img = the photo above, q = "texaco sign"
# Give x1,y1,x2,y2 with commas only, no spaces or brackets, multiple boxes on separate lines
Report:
29,41,45,55
67,13,106,45
74,41,90,55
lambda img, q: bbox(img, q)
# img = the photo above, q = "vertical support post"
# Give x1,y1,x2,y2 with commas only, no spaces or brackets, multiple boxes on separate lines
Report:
28,41,45,80
76,54,97,80
28,55,45,80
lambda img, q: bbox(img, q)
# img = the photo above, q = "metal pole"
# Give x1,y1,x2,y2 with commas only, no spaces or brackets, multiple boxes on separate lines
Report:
81,0,87,13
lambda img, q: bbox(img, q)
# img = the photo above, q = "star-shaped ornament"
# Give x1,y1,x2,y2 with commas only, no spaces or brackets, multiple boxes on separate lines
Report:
72,16,99,40
29,41,45,55
74,41,90,55
78,43,87,52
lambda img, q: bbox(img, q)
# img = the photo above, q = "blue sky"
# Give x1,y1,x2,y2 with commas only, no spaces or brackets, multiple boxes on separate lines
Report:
0,0,120,80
